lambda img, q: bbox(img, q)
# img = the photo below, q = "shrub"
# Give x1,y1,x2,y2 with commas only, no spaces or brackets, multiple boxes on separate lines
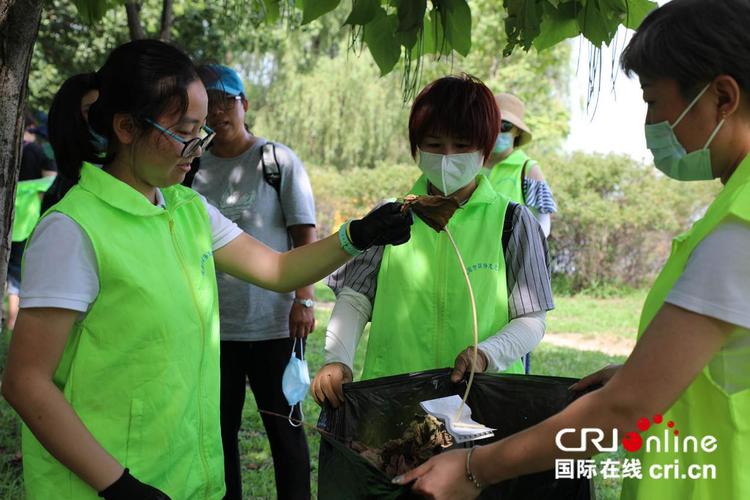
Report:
307,162,419,236
306,152,720,292
543,152,720,291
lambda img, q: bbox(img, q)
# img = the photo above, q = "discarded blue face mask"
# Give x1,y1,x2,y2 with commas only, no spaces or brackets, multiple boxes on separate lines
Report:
282,338,310,426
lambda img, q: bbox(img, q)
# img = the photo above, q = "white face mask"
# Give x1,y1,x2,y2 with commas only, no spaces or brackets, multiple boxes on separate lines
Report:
417,150,484,195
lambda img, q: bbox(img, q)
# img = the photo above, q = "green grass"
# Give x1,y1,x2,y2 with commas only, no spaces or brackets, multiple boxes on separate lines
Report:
0,291,633,499
0,332,23,500
546,291,646,338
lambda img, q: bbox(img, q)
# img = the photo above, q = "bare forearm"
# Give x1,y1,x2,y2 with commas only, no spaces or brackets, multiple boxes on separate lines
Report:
474,388,638,485
5,377,122,491
278,233,350,291
289,224,318,299
217,232,350,292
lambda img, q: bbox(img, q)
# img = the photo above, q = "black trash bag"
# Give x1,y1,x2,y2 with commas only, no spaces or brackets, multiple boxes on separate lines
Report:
317,368,594,500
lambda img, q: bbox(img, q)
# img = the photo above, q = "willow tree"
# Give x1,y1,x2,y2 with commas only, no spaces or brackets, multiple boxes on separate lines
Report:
0,0,656,293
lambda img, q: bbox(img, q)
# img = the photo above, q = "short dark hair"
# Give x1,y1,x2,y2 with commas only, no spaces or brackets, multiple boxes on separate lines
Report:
408,74,500,159
621,0,750,97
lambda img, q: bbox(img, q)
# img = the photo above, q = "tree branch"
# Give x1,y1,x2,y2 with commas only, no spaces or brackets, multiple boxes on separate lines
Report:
159,0,173,41
125,1,146,40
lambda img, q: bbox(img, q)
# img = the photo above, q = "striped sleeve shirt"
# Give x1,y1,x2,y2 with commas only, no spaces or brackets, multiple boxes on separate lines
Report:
327,202,554,319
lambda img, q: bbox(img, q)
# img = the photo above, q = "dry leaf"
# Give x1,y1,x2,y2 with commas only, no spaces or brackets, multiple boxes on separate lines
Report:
401,194,461,232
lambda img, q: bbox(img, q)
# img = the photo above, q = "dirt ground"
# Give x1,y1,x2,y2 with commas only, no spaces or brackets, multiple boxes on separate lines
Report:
542,333,635,357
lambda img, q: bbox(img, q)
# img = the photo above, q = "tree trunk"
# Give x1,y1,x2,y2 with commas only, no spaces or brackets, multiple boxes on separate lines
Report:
125,1,146,40
159,0,173,41
0,0,44,304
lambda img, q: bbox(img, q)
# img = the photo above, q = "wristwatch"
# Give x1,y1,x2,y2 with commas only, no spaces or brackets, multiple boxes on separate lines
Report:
293,298,315,308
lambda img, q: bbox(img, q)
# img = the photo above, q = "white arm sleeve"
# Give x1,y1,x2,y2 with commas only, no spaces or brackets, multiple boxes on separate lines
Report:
324,287,372,369
529,207,551,238
478,310,546,372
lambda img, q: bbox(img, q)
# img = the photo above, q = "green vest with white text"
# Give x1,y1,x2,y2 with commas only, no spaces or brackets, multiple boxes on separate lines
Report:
362,175,525,380
487,149,530,205
21,163,224,500
620,156,750,500
12,175,55,242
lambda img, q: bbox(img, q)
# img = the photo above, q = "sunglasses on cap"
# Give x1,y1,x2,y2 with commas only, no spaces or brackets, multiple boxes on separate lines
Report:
500,121,515,133
146,119,215,158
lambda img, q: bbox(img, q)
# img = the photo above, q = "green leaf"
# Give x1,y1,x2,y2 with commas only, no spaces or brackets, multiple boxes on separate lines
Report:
363,8,401,75
261,0,281,23
577,0,613,46
397,28,418,50
598,0,627,10
344,0,381,25
397,0,427,33
72,0,124,24
533,2,579,51
301,0,341,25
420,7,449,55
441,0,472,56
622,0,657,29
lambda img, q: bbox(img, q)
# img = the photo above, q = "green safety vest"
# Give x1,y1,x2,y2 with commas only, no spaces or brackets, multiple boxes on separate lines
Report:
620,156,750,499
486,149,532,205
12,176,55,242
362,175,525,380
21,163,224,499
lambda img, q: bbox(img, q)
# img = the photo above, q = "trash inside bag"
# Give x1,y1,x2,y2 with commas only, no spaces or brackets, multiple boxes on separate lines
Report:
317,368,593,500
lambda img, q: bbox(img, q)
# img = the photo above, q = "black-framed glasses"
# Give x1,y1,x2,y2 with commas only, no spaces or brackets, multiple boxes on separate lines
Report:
207,91,242,112
500,120,515,133
146,119,215,158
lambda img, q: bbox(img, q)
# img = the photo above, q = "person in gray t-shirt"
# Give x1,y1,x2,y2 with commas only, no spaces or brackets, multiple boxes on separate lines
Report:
193,65,316,500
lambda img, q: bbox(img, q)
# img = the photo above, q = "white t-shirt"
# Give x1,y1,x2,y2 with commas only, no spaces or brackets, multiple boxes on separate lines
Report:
20,189,242,313
665,219,750,394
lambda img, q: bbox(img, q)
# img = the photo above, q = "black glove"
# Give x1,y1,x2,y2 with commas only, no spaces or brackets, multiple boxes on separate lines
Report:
98,469,171,500
348,202,413,250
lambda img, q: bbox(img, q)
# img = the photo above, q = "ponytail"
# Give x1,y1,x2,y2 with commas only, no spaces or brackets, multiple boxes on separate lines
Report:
47,72,99,184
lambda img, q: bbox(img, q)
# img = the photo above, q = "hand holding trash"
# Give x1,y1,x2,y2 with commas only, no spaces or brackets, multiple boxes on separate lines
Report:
349,202,413,250
568,364,622,392
392,448,482,500
311,362,353,408
450,346,489,383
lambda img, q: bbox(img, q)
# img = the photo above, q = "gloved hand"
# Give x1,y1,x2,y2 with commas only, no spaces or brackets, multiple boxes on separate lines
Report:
98,469,171,500
450,346,489,383
311,362,353,408
348,202,413,250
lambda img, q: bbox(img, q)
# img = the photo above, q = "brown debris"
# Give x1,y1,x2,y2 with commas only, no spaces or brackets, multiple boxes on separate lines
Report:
352,414,454,477
401,194,461,233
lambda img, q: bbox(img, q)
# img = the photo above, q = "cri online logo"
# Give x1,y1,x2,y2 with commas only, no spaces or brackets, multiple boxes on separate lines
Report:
556,414,718,454
622,414,677,452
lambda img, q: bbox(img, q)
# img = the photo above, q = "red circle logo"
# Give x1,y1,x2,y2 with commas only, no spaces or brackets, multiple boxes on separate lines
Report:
622,432,643,452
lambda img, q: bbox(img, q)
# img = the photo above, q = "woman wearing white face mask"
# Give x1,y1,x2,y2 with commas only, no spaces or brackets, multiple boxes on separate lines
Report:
394,1,750,498
311,74,553,408
483,93,557,237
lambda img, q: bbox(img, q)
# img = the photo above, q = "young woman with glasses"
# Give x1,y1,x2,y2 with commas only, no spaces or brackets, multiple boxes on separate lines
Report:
1,39,412,500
